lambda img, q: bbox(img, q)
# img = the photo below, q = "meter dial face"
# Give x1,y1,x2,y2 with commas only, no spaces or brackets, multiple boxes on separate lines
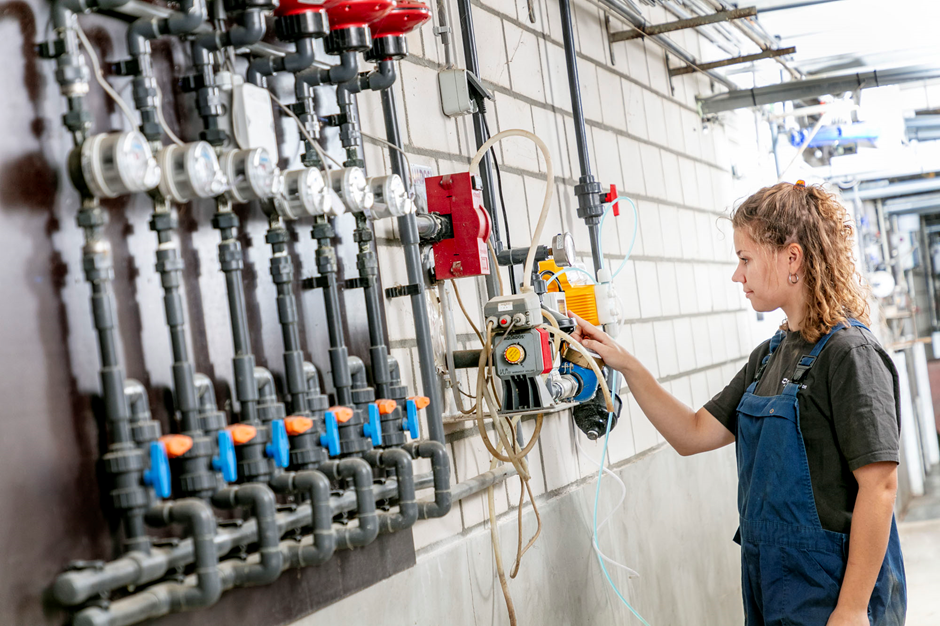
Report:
248,148,279,198
552,232,577,268
188,142,224,197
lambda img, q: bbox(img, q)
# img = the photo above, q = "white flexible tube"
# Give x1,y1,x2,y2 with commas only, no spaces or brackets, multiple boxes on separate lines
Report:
469,129,553,292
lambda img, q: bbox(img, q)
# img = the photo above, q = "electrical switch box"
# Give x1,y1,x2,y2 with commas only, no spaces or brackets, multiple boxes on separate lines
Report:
426,172,491,280
438,69,477,117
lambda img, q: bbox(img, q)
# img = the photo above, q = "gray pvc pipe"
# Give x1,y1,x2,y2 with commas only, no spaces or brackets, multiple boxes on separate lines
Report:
71,499,222,626
295,50,358,87
193,373,219,412
302,361,322,395
404,441,452,519
193,7,265,52
123,380,150,423
364,448,417,533
321,458,378,550
348,355,368,390
211,484,282,586
272,470,336,567
253,367,278,406
127,0,206,56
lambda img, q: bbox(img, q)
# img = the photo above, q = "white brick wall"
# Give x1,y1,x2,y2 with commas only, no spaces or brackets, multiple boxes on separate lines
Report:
357,0,762,556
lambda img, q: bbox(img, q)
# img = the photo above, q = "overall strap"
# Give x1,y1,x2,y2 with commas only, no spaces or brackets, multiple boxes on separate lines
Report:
752,330,787,384
789,318,867,386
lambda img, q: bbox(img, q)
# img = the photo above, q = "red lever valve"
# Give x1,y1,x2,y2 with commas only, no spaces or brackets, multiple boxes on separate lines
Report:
605,184,619,216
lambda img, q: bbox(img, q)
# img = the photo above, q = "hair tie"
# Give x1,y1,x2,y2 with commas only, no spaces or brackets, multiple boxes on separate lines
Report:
794,180,806,188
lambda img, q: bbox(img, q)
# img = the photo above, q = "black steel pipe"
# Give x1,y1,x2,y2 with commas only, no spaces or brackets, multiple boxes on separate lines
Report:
380,87,445,444
267,222,309,415
455,0,502,299
559,0,604,274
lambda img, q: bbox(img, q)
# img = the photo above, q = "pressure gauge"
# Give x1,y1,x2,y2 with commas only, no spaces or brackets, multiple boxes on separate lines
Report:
552,232,576,267
326,167,373,214
220,147,281,203
275,167,338,220
78,131,161,198
157,142,228,203
367,174,412,220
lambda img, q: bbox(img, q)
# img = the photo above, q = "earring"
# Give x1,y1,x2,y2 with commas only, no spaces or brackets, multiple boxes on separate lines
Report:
788,273,800,284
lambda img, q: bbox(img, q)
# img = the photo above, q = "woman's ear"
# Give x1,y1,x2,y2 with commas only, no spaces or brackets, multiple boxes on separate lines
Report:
788,242,804,274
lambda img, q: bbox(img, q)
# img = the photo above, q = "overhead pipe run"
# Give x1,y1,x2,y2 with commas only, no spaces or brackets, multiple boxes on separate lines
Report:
856,177,940,202
699,66,940,115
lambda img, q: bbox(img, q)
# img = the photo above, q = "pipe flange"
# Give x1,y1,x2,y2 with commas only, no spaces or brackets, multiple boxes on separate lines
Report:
350,387,375,406
258,402,286,423
110,486,149,511
103,449,145,474
177,469,219,495
366,34,407,61
131,421,161,444
275,11,329,41
325,26,372,55
198,411,228,434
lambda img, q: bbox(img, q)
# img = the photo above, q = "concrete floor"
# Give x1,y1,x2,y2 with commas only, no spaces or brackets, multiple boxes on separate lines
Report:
898,518,940,625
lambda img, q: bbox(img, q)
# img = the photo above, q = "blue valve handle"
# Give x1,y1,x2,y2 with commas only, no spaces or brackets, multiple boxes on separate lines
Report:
265,420,290,468
320,411,341,457
363,404,383,447
213,431,238,482
143,441,172,499
403,399,420,440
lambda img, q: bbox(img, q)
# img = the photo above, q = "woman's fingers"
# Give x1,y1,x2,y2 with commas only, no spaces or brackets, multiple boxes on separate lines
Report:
570,313,610,345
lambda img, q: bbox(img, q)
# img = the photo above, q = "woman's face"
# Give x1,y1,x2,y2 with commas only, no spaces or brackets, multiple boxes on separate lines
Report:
731,228,793,312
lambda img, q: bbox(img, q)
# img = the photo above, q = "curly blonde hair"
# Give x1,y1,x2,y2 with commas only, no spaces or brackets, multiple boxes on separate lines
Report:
731,182,870,343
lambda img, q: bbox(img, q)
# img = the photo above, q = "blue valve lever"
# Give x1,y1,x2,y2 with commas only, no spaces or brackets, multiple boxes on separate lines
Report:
143,441,172,499
265,420,290,468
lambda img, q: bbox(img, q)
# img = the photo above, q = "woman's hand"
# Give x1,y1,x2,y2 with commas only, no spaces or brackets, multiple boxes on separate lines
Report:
825,606,869,626
568,313,635,373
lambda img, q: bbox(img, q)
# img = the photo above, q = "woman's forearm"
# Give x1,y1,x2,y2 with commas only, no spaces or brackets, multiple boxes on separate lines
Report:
618,356,709,456
835,469,897,614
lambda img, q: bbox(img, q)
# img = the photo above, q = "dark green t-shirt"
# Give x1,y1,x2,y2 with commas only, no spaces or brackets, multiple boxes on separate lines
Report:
704,325,901,534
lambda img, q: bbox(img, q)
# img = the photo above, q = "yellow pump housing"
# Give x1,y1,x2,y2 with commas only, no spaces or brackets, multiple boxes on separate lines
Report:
539,259,599,326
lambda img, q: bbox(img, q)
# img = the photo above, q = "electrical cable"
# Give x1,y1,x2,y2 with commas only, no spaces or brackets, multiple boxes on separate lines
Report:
269,93,341,171
487,239,507,297
73,22,138,130
480,115,518,292
469,130,553,292
153,83,186,147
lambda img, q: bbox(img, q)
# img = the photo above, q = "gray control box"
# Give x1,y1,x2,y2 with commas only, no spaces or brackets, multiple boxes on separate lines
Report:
483,292,542,330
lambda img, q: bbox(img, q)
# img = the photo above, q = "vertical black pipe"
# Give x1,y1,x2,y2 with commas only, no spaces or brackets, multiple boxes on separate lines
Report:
354,215,392,400
454,0,502,299
558,0,604,275
380,88,445,444
266,221,310,415
151,204,217,499
312,219,353,407
79,201,150,554
212,204,271,483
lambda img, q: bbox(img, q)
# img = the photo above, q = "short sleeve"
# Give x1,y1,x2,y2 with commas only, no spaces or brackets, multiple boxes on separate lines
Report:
829,345,900,470
703,364,747,436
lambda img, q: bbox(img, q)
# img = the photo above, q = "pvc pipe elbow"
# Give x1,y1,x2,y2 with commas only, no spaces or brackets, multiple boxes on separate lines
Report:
226,9,266,47
253,367,278,404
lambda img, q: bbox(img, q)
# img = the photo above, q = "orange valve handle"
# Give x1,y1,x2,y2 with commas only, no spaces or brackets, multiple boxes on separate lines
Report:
408,396,430,410
284,416,315,436
376,399,398,415
330,406,355,423
159,434,194,459
226,424,258,445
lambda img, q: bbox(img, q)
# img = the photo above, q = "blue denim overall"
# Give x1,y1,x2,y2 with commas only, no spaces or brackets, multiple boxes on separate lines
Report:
735,321,906,625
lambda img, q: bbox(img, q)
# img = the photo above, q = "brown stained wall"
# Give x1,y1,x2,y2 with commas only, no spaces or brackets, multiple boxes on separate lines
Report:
0,5,411,625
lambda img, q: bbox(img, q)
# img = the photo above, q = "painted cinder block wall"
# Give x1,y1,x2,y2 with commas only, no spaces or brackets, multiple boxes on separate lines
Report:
291,0,771,623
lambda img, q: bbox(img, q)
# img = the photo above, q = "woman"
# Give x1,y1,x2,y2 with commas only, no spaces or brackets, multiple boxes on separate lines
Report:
572,181,906,625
